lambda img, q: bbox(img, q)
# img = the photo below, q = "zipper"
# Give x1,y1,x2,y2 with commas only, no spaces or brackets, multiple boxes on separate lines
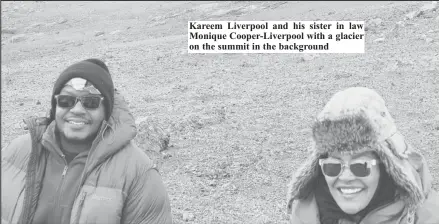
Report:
60,154,69,177
67,121,108,223
73,121,109,200
52,153,69,223
39,121,107,223
62,164,68,177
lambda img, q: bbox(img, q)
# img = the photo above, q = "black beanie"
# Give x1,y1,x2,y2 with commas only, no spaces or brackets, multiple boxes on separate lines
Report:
84,58,110,73
49,59,114,121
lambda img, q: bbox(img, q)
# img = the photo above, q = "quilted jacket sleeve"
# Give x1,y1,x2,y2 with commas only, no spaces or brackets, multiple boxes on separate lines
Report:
121,167,173,224
1,134,32,224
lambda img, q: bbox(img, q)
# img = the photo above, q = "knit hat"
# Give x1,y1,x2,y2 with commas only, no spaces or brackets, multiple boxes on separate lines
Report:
287,87,429,215
84,58,110,73
49,59,114,121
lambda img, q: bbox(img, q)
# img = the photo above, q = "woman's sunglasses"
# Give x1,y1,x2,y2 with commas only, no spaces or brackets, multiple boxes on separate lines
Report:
54,95,104,110
318,159,378,177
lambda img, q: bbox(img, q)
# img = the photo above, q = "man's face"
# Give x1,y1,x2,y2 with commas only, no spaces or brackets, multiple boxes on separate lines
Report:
55,85,106,143
321,150,380,215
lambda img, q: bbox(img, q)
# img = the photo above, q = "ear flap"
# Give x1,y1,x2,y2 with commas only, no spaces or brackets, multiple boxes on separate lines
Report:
388,136,433,197
386,132,425,171
385,132,409,159
286,151,321,213
378,132,426,207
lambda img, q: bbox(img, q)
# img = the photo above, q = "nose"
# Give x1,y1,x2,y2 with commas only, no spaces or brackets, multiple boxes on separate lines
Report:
69,99,87,114
338,165,356,181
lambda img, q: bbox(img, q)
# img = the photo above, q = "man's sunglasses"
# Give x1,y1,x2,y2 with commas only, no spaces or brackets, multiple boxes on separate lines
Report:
54,95,104,110
319,159,378,177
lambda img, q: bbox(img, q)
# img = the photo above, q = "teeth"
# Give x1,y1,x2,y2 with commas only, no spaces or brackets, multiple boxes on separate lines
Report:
340,188,362,194
69,121,85,125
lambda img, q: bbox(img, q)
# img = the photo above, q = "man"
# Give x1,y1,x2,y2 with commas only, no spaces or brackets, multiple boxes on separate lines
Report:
1,59,173,224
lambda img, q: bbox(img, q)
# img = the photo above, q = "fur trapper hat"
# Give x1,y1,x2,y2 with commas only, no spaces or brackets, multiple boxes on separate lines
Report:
287,87,431,214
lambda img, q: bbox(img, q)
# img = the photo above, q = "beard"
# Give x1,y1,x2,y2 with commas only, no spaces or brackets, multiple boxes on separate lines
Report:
55,125,99,146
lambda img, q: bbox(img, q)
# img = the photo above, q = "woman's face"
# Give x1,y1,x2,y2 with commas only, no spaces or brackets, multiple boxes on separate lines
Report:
321,150,380,214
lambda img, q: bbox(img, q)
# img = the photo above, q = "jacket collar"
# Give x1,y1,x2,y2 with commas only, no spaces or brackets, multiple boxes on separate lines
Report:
291,193,406,224
84,90,137,174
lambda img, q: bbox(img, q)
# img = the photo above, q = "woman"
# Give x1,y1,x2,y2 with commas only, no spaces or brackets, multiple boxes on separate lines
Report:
286,87,439,224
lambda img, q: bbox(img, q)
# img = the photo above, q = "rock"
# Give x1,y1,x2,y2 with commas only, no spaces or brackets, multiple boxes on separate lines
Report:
36,100,41,105
36,110,50,118
405,10,421,20
396,21,405,27
57,39,68,44
94,31,105,37
25,23,44,32
45,22,57,27
396,59,414,67
110,30,121,35
208,180,217,187
366,18,383,32
9,34,27,43
135,117,170,153
300,54,317,62
426,38,434,43
163,153,172,159
14,122,24,130
418,34,427,40
434,114,439,130
436,15,439,21
369,18,383,26
419,2,438,14
103,54,114,59
182,212,195,222
388,22,404,38
58,18,68,24
373,37,385,43
1,28,18,34
30,23,44,28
